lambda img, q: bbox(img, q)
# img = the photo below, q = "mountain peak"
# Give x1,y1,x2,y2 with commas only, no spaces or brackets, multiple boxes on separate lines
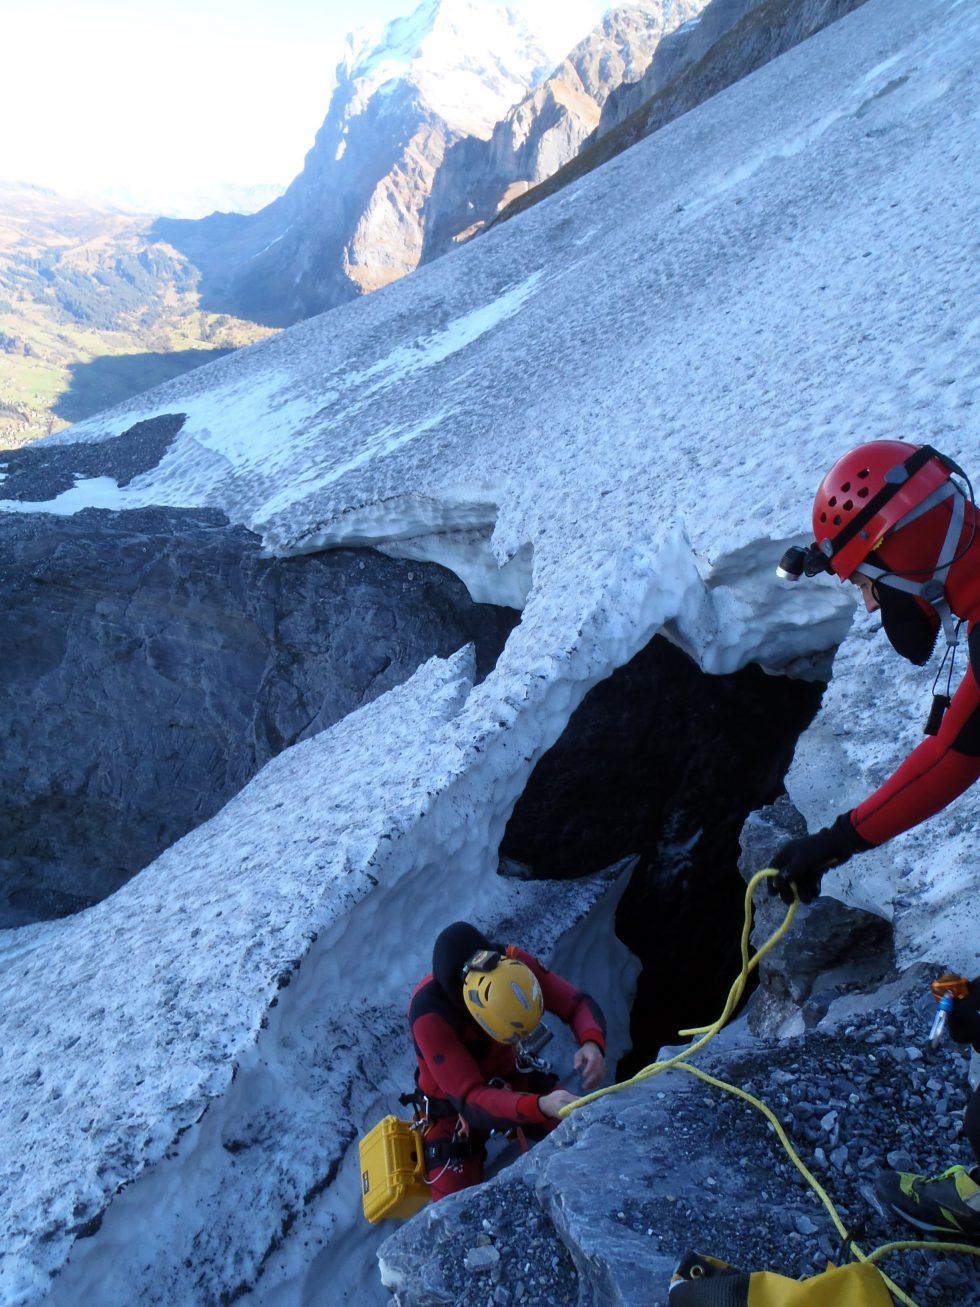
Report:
342,0,608,138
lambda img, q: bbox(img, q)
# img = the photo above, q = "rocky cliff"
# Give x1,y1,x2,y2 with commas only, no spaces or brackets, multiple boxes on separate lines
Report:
496,0,872,227
0,416,518,925
155,0,584,327
421,1,707,262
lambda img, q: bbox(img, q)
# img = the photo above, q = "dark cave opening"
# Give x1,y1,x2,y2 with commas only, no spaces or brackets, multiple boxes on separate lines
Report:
499,634,827,1074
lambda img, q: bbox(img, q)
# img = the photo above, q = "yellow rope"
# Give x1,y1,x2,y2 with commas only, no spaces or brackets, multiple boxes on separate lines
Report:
865,1239,980,1263
667,1062,916,1307
559,869,796,1115
559,867,979,1306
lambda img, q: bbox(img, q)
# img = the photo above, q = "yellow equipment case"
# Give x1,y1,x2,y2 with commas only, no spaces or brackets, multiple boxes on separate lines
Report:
359,1115,430,1223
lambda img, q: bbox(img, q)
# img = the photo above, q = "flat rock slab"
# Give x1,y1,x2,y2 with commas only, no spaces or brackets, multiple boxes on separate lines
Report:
0,505,516,922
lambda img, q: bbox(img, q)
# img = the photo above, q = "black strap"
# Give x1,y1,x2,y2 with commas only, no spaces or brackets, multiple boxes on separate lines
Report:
398,1088,458,1121
424,1137,485,1166
824,444,937,559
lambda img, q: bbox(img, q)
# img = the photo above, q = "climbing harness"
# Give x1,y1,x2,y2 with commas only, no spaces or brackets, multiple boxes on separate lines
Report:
360,1022,554,1221
924,622,963,735
559,869,980,1306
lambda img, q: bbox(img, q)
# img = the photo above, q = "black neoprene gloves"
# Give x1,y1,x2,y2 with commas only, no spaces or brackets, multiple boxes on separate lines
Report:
768,813,869,905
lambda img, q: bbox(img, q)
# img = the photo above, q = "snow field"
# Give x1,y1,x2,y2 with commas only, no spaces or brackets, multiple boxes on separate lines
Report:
3,0,980,1299
3,595,650,1303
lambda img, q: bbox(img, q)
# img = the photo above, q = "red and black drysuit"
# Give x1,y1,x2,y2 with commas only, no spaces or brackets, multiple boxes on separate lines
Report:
948,977,980,1170
849,605,980,846
408,921,606,1201
772,516,980,900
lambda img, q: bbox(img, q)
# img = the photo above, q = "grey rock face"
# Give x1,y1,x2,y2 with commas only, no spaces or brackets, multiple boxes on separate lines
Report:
496,0,872,230
738,799,894,1037
422,2,706,263
0,413,185,500
598,0,873,139
0,507,517,924
155,78,449,327
379,978,980,1307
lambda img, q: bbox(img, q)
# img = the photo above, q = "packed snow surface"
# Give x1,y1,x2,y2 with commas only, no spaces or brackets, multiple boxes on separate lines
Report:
3,0,980,1300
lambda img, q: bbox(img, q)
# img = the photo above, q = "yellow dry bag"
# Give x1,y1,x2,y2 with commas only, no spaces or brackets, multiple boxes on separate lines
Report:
668,1251,895,1305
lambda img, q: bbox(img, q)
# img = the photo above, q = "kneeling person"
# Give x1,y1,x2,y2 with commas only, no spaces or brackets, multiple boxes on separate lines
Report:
409,921,606,1201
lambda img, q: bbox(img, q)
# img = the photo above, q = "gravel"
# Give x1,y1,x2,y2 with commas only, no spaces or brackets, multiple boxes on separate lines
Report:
639,986,980,1306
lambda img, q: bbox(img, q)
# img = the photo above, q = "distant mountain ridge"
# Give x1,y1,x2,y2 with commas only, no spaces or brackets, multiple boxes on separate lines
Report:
494,0,875,228
155,0,590,327
155,0,856,331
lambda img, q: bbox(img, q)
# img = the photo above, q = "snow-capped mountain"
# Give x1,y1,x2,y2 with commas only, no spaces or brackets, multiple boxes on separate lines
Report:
1,0,979,1301
154,0,608,326
340,0,566,140
421,0,708,261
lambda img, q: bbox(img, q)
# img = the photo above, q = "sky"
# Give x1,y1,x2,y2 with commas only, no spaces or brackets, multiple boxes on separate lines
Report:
0,0,606,218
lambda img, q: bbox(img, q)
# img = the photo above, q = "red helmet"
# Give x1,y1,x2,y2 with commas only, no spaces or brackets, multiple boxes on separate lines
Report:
812,441,955,580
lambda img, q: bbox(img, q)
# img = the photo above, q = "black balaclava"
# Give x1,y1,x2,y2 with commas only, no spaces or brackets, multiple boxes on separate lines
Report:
432,921,493,1009
876,583,941,666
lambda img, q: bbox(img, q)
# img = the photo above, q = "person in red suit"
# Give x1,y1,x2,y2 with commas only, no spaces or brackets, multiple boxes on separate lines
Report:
408,920,606,1200
771,441,980,903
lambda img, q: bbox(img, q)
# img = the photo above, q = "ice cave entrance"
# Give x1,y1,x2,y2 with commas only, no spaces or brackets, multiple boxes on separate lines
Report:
499,634,825,1071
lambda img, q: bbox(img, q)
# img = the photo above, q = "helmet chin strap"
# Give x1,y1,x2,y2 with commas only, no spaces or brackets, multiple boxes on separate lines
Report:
857,480,967,649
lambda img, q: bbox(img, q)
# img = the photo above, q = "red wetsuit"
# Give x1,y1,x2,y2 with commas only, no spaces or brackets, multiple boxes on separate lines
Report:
850,622,980,846
408,945,605,1200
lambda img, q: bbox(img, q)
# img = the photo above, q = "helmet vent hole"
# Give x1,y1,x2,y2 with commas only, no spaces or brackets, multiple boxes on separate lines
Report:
832,514,842,526
828,495,837,507
818,511,827,523
858,467,870,479
842,498,854,512
858,487,869,499
841,480,851,492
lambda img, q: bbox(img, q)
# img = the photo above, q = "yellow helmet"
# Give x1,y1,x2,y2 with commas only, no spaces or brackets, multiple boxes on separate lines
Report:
461,949,544,1044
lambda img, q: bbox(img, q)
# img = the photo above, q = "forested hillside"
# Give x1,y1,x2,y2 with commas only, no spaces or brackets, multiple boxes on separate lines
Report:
0,184,273,446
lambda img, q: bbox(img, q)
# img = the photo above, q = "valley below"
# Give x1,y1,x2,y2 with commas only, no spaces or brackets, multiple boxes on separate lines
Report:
0,183,274,447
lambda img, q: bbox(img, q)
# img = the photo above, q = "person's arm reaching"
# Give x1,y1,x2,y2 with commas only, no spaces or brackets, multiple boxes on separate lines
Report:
509,947,607,1090
771,627,980,903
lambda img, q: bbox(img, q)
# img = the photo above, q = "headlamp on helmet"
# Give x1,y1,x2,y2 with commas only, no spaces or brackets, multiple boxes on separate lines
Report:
461,949,544,1045
777,443,974,593
776,543,832,582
